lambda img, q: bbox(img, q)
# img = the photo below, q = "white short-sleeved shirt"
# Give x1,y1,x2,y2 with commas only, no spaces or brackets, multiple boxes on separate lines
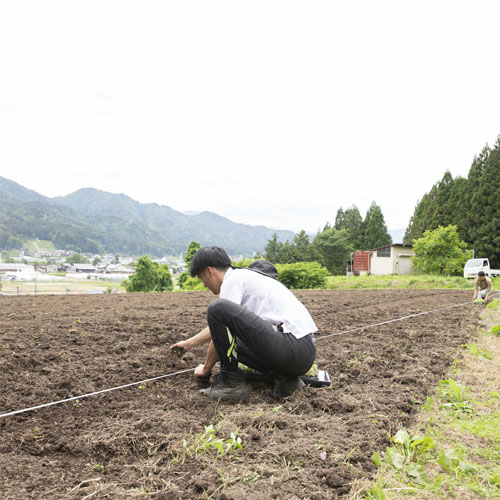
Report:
219,267,318,339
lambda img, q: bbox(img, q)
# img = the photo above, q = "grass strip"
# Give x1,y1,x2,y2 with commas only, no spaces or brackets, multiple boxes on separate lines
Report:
359,299,500,499
327,275,500,290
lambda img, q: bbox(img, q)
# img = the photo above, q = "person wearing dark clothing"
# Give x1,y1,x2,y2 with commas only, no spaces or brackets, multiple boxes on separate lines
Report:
170,247,317,400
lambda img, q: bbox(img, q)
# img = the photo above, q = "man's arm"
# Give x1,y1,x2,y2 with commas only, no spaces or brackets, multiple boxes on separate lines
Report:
194,341,219,378
485,279,493,302
171,327,219,378
170,326,211,354
473,280,479,300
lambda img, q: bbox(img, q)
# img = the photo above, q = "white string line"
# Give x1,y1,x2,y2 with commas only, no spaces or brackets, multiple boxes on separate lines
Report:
2,292,497,419
317,291,499,341
316,301,472,340
0,367,195,419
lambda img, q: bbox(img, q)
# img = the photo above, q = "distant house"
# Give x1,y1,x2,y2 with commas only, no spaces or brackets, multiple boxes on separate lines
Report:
0,263,35,274
74,264,97,273
106,264,134,275
62,263,76,273
349,244,415,276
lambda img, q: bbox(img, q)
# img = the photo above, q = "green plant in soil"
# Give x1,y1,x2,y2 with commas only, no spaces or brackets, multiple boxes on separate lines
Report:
172,425,243,465
372,429,436,487
438,379,476,414
462,342,492,360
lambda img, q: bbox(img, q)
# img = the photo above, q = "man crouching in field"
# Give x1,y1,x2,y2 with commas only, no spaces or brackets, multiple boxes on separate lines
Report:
170,246,317,400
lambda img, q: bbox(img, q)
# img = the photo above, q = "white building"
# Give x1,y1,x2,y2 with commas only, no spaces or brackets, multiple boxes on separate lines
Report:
369,244,415,275
0,263,35,274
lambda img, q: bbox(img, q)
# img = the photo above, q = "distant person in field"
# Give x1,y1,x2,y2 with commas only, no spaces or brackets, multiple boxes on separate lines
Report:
170,246,317,400
473,271,492,303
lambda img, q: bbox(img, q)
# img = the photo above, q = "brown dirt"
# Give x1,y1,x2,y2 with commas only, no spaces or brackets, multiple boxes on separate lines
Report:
0,289,482,499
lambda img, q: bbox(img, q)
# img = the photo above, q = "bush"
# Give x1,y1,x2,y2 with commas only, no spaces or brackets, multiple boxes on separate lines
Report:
231,258,255,268
276,262,329,289
411,225,471,276
180,276,206,291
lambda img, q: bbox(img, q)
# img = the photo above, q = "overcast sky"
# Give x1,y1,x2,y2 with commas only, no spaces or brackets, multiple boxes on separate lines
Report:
1,1,499,234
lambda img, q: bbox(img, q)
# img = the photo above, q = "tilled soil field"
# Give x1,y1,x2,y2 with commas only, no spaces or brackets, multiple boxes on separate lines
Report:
0,289,482,499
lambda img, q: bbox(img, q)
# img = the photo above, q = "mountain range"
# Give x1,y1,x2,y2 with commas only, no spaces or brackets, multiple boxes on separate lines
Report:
0,176,296,256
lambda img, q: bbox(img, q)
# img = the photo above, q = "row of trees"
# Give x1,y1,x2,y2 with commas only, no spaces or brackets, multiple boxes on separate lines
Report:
404,137,500,265
264,201,392,275
126,240,332,292
124,222,473,293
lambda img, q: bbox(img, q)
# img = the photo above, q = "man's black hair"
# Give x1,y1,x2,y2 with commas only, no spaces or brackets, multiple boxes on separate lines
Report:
190,246,232,277
478,270,486,277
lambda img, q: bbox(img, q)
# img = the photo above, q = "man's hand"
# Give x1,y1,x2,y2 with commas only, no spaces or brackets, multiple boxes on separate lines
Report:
194,363,212,379
170,340,191,356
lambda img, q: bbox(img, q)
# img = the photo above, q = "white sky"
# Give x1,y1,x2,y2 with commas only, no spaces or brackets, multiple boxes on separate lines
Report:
1,1,499,233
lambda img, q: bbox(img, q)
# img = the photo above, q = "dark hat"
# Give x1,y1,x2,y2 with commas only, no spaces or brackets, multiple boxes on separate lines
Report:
248,260,278,279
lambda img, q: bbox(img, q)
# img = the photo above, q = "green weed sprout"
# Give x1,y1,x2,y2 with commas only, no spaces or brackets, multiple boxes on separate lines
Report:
462,342,493,359
486,299,500,310
438,379,475,413
488,324,500,337
174,425,243,465
92,462,105,473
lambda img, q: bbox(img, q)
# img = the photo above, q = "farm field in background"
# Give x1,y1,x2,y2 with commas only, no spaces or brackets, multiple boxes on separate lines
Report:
23,239,56,253
327,274,500,290
0,289,482,499
1,273,496,296
0,277,125,295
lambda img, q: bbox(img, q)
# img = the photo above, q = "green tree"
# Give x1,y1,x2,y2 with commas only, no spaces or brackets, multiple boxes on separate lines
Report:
124,255,173,292
363,202,392,249
312,227,353,275
184,241,201,266
334,208,345,230
404,171,467,244
178,241,202,290
459,146,488,248
278,240,295,264
411,225,471,276
465,139,500,263
292,230,317,262
264,233,281,263
66,253,87,264
264,230,318,264
343,206,365,250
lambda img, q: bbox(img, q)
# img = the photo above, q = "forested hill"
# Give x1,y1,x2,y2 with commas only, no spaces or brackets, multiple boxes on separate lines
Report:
404,136,500,265
0,177,295,256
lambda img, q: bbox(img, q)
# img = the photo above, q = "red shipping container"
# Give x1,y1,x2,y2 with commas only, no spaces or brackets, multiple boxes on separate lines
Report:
353,251,371,275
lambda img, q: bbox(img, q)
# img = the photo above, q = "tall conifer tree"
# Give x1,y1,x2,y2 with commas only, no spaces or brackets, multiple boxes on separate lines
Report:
343,206,364,250
363,202,392,249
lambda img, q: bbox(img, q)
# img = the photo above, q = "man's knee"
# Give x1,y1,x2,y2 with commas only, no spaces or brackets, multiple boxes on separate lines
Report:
207,298,236,323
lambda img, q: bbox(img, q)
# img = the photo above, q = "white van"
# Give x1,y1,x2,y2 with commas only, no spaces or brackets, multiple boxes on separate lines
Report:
463,258,500,279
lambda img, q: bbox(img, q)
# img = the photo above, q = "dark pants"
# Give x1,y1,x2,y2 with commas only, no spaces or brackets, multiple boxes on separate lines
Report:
207,298,316,376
